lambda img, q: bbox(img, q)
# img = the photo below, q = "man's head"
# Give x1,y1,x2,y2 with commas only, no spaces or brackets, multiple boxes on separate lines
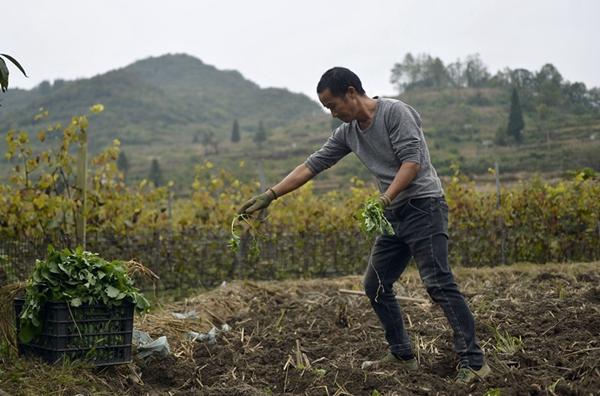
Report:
317,67,366,123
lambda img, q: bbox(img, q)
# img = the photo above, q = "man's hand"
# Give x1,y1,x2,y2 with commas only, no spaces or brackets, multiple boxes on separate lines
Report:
237,190,276,215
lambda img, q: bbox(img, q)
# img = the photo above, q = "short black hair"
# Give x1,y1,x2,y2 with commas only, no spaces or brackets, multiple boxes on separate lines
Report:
317,67,366,97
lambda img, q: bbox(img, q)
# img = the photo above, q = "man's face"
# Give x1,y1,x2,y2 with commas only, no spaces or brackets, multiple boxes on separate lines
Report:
318,88,358,123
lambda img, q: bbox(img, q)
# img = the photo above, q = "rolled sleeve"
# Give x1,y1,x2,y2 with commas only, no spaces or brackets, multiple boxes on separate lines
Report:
388,103,423,165
304,126,351,175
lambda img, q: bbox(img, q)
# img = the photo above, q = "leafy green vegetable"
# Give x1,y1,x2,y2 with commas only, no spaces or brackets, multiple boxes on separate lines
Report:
19,245,150,343
228,214,244,253
359,198,395,238
228,214,262,260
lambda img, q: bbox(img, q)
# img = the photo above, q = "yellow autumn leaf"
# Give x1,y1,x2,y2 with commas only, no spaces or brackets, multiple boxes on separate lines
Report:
90,103,105,113
38,173,54,189
33,194,49,209
18,132,28,144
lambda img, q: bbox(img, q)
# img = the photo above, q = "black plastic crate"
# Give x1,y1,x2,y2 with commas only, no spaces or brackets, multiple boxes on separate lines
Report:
14,298,134,366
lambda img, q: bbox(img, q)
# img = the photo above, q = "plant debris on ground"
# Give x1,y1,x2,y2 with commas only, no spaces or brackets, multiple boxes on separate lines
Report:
0,262,598,395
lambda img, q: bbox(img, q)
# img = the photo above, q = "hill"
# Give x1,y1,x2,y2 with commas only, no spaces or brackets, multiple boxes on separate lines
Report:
0,54,323,150
193,85,600,194
1,54,599,193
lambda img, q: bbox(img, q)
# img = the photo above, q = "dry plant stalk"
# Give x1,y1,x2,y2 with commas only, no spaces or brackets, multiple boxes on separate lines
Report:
338,288,428,304
0,282,27,352
124,259,160,280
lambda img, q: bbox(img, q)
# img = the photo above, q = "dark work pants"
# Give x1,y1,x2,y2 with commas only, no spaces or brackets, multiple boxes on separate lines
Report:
363,196,484,369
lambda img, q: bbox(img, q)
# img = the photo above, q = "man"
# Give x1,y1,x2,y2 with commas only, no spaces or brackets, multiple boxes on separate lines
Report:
238,67,490,384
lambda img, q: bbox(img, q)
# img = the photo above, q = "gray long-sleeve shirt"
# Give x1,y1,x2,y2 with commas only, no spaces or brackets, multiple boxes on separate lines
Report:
304,97,443,208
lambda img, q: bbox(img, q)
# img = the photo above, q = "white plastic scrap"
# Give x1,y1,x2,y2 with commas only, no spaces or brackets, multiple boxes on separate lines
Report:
186,323,231,344
171,310,198,320
132,329,171,359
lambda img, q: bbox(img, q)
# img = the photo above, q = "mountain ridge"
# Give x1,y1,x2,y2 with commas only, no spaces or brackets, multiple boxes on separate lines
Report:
0,53,323,150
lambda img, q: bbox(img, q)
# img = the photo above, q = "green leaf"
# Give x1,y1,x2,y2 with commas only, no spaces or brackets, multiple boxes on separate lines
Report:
105,285,120,298
71,297,82,307
18,322,38,343
48,261,60,273
58,262,71,276
0,58,8,92
0,54,27,77
134,293,150,311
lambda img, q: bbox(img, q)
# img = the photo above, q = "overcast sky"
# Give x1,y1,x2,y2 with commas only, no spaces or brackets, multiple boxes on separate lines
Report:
5,0,599,100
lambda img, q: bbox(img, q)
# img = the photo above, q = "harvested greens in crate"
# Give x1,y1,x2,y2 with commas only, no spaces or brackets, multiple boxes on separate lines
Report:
15,245,150,366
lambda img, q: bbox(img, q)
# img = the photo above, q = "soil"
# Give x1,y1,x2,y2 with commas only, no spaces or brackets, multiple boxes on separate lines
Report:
95,263,600,395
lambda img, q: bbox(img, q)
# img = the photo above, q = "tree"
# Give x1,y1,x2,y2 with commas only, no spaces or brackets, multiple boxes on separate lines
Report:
464,54,490,87
447,59,466,87
117,151,129,181
507,87,525,143
564,82,587,112
535,104,551,148
53,79,65,90
149,158,163,187
428,57,451,88
391,53,455,92
535,63,563,107
231,119,240,143
510,68,535,90
253,120,267,148
586,87,600,111
507,68,536,110
38,80,51,95
390,53,416,93
201,131,219,154
0,53,27,93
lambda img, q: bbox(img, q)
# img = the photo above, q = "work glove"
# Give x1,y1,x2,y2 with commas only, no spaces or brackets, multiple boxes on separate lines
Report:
377,193,392,210
237,189,277,215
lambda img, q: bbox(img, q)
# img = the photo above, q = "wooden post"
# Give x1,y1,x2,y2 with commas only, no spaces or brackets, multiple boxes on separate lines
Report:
76,128,88,250
168,189,173,232
495,162,506,265
495,162,501,208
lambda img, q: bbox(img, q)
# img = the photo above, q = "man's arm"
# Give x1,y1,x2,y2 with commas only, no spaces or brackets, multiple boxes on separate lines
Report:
381,161,420,203
269,163,315,198
239,124,347,214
237,164,315,214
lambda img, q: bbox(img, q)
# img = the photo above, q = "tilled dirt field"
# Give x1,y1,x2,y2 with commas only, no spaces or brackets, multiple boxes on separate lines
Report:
112,262,600,396
2,262,599,395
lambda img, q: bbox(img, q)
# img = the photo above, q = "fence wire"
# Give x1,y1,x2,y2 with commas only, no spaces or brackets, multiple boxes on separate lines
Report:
0,230,372,290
